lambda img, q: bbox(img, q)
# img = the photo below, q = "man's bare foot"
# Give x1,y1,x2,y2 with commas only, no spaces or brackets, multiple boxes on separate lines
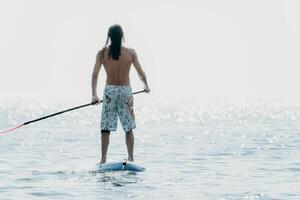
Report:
128,157,134,162
98,160,106,164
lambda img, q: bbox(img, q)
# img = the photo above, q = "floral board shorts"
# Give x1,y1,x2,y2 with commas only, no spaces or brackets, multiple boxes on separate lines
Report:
100,85,136,133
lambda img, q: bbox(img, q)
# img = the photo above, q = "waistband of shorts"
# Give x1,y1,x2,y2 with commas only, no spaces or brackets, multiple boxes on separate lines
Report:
105,84,132,88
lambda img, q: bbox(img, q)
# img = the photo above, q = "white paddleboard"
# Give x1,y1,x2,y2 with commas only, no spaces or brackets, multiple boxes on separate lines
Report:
96,160,145,172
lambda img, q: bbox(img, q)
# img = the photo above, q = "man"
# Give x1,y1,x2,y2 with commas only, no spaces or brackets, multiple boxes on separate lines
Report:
91,24,150,164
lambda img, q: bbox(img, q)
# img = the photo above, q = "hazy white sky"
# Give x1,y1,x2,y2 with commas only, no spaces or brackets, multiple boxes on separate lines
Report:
1,0,300,102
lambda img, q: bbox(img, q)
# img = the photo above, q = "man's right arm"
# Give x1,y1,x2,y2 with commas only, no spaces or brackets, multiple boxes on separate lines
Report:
131,49,150,93
91,49,103,104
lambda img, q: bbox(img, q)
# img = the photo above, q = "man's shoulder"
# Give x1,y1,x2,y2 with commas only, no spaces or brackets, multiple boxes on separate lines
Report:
97,47,107,60
124,47,136,56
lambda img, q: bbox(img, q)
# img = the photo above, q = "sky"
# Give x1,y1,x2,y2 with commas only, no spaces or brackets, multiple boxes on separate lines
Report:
1,0,300,103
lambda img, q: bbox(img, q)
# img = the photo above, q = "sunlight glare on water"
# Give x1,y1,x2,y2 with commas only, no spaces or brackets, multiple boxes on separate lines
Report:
0,99,300,199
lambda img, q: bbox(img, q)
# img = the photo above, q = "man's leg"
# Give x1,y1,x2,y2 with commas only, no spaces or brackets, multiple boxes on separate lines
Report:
126,129,134,162
100,130,110,164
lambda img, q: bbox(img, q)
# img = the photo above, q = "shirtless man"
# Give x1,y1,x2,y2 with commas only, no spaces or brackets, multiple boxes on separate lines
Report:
91,24,150,164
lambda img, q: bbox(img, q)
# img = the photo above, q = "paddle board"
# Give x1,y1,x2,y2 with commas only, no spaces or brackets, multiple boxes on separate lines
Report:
96,160,145,172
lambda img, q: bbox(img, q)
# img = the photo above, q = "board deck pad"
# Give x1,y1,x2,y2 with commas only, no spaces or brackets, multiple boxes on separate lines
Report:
96,161,145,172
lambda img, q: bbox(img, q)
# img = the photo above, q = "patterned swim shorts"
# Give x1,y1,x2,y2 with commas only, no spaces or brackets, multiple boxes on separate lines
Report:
100,85,136,133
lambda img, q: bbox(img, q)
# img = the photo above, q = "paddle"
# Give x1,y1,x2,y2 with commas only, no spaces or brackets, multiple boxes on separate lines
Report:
0,90,146,135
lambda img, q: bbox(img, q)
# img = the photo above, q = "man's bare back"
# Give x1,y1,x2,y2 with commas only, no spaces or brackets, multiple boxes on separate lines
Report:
91,45,149,103
102,47,133,86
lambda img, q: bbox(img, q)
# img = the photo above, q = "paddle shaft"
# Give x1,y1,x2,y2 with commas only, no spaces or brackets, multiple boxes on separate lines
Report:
23,90,146,126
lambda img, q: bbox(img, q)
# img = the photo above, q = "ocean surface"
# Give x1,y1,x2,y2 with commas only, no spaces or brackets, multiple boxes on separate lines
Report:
1,99,300,200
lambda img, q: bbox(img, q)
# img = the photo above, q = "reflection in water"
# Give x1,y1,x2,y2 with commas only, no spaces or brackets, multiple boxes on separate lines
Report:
95,171,140,187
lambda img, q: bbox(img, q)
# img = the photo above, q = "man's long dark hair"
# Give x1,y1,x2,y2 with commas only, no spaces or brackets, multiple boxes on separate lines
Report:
103,24,124,60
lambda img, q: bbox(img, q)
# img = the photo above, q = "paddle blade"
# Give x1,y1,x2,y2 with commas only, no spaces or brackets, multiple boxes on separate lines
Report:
0,124,23,135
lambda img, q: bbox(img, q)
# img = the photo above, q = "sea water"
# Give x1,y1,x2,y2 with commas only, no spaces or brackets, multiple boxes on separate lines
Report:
0,99,300,200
